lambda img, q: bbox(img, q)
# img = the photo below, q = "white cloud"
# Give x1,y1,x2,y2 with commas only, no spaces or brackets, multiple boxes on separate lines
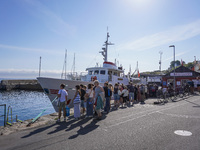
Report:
163,51,190,62
118,19,200,51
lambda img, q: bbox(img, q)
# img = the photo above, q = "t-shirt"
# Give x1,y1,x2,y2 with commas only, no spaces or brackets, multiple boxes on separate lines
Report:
58,89,68,102
81,89,86,100
114,87,118,94
86,89,94,98
128,85,135,93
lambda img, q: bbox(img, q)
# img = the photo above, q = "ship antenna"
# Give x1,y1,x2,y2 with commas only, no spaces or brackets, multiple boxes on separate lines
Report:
99,28,114,62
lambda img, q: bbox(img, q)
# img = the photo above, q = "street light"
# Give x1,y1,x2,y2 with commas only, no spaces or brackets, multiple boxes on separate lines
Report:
169,45,175,99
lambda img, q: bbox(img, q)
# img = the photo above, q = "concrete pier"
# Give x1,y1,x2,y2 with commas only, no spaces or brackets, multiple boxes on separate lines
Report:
0,79,43,91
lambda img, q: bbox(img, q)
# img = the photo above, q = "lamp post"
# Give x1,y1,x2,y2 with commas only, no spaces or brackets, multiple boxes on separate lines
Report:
169,45,175,98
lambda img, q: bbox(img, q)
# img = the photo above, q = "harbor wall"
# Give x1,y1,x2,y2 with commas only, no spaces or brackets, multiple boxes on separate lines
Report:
0,79,43,91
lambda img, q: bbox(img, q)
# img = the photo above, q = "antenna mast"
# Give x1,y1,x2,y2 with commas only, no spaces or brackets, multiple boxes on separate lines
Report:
99,28,114,62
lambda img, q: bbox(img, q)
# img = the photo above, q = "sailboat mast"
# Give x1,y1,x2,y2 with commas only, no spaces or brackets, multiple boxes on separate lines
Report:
65,49,67,79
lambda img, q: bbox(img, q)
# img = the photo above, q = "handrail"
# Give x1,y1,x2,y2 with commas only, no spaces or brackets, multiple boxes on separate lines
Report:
0,104,6,127
7,106,13,126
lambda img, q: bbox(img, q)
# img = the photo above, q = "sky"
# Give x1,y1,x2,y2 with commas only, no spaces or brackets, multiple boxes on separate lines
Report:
0,0,200,79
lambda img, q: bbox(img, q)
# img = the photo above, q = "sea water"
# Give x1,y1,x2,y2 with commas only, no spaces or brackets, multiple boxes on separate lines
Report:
0,90,55,126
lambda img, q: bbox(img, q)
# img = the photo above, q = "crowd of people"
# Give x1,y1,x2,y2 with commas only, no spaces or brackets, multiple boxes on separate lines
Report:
56,80,149,122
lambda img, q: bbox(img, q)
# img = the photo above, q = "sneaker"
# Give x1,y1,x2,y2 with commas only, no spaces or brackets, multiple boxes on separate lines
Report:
56,119,60,122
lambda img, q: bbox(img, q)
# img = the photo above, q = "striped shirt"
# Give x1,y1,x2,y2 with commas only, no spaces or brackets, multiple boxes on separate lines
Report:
74,93,81,104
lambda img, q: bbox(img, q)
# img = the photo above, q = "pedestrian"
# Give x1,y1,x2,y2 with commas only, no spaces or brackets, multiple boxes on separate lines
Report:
80,84,86,116
145,85,148,99
57,84,68,122
85,84,94,118
113,83,120,109
94,80,104,120
103,82,111,114
140,84,145,104
122,86,129,107
118,85,124,107
128,82,135,106
72,85,81,120
134,85,138,102
108,83,113,110
137,85,141,102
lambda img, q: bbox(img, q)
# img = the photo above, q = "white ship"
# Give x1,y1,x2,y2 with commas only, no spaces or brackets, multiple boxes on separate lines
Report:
37,32,130,112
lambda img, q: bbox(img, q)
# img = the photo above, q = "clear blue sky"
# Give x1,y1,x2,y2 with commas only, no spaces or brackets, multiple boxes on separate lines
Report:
0,0,200,79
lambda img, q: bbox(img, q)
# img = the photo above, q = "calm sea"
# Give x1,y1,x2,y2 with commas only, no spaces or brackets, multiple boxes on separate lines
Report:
0,90,55,126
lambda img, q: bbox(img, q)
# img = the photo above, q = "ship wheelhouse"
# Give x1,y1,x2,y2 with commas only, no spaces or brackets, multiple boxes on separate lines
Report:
85,61,128,85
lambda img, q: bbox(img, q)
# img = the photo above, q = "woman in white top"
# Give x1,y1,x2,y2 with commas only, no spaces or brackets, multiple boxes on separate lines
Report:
85,84,94,118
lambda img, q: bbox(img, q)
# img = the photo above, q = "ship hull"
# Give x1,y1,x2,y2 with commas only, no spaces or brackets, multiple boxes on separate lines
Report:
37,77,92,112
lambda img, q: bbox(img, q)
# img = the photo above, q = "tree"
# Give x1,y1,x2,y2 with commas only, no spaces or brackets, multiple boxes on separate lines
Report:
170,60,181,69
184,62,193,69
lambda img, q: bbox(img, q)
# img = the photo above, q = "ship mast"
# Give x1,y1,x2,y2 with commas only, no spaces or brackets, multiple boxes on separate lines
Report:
100,30,114,62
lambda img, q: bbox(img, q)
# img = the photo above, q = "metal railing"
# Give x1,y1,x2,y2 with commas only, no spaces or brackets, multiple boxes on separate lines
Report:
7,106,13,126
0,104,6,127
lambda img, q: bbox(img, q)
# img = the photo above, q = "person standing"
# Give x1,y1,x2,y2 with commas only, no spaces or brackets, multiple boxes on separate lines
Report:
85,84,94,118
104,82,111,114
128,82,135,106
122,86,129,107
137,85,141,102
80,84,86,116
57,84,68,122
72,85,81,120
140,84,145,104
113,83,120,109
134,85,138,103
94,80,104,120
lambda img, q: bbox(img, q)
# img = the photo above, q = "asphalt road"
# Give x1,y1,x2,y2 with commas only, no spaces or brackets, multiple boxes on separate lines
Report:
1,95,200,150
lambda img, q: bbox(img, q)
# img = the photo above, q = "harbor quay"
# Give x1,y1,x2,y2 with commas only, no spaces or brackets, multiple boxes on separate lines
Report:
0,94,200,150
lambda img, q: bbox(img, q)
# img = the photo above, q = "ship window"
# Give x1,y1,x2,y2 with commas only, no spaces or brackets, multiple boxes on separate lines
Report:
100,70,106,75
94,70,99,75
89,71,93,75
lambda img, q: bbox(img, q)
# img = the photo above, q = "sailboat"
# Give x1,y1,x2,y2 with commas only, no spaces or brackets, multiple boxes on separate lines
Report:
37,32,129,112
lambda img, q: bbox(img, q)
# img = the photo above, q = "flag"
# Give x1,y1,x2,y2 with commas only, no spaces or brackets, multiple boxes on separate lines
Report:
138,70,140,78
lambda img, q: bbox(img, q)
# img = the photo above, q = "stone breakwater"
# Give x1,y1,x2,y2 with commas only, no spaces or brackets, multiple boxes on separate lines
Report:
0,79,43,91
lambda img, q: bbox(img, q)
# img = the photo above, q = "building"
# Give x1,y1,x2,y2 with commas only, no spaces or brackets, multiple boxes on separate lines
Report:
162,65,200,88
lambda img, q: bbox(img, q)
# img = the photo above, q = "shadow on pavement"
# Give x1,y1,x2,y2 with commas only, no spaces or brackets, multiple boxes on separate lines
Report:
68,115,107,139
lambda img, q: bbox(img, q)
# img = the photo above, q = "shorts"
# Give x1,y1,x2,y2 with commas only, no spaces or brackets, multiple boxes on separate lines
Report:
114,94,120,101
129,92,134,100
59,101,66,110
81,100,87,108
123,96,128,103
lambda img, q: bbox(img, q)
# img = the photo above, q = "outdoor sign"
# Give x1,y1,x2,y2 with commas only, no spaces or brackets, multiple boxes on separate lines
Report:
170,72,193,77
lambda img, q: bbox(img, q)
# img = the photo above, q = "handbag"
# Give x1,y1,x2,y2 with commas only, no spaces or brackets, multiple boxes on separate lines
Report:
56,98,61,107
